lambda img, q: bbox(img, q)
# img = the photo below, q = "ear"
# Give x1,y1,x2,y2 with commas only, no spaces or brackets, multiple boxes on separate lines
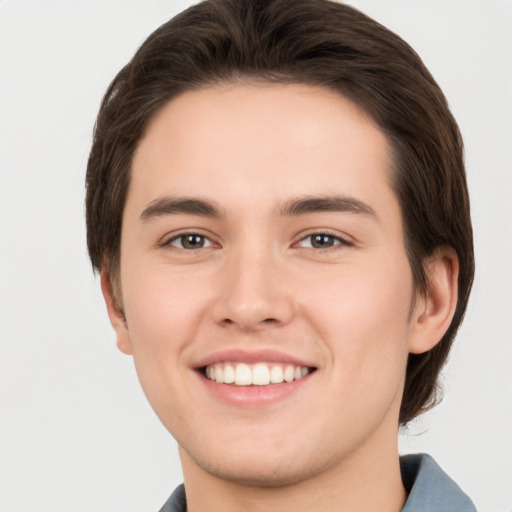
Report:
100,267,133,355
408,248,459,354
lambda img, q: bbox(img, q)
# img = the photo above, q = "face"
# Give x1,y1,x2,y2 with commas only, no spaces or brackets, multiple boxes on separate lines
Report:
106,83,441,486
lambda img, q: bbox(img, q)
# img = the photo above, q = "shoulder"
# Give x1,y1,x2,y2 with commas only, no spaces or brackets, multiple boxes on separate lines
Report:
400,453,477,512
158,484,186,512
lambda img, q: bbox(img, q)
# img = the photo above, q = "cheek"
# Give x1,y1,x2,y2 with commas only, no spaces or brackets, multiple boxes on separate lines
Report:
299,259,414,379
120,265,211,360
118,267,211,426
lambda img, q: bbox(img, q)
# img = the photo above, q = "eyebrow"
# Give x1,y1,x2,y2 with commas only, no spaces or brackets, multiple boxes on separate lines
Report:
140,197,223,222
139,194,377,222
278,195,377,218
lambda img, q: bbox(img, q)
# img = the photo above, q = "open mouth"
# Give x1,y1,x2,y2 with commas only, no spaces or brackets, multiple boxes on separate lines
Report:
201,362,317,386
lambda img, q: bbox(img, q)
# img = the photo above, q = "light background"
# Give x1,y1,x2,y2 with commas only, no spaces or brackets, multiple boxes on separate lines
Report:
0,1,511,511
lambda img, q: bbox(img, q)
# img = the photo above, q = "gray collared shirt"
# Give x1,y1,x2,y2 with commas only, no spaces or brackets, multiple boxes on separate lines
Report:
159,453,477,511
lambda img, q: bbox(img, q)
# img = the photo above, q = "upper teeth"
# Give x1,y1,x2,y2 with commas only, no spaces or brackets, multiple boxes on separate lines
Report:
205,362,310,386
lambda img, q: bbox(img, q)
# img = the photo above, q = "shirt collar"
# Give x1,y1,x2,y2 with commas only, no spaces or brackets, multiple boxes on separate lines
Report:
159,454,477,512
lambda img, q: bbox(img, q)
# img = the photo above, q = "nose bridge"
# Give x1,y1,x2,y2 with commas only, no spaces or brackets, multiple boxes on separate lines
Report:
212,238,294,330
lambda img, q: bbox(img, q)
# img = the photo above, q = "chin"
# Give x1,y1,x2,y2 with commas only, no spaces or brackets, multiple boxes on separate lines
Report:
180,441,339,489
196,459,316,488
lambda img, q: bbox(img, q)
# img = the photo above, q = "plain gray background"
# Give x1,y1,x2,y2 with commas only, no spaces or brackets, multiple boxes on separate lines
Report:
0,1,511,510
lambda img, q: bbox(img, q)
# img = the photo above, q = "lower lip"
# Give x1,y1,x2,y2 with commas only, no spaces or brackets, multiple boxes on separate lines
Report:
197,372,313,408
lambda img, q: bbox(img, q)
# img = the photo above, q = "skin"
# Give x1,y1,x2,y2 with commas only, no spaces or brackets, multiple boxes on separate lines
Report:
102,83,458,512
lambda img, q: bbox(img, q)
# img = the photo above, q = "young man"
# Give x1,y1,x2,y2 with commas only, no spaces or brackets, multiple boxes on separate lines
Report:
86,0,476,510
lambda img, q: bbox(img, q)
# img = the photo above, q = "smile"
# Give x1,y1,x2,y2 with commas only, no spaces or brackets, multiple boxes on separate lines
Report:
204,362,312,386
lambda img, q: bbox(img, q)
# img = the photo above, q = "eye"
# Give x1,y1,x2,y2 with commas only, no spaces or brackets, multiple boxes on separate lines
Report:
296,233,349,249
166,233,214,250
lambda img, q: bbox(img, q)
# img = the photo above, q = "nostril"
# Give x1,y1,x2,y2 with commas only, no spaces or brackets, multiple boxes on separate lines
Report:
219,317,279,329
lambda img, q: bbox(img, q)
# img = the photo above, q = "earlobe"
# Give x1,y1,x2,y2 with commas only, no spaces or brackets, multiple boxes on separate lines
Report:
100,267,133,355
408,248,459,355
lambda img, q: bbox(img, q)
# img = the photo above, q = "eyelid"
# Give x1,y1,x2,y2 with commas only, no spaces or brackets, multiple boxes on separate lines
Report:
293,229,354,249
158,228,353,250
160,229,219,249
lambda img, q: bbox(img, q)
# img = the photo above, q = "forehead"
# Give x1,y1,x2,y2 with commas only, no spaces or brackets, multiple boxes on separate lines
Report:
129,83,395,217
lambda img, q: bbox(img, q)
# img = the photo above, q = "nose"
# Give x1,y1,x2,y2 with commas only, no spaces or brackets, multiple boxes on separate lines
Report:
211,247,295,331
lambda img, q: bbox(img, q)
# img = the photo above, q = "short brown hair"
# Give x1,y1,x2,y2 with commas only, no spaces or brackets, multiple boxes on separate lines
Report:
86,0,474,424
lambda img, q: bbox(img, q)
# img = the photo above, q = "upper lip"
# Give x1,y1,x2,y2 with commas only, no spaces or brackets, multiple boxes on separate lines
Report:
192,348,317,369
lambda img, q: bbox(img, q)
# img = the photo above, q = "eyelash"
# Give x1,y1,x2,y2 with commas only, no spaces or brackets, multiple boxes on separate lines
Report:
295,232,353,250
164,232,215,250
163,231,352,251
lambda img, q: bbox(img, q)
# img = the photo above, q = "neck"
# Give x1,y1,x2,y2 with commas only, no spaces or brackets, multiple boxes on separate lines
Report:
179,431,406,512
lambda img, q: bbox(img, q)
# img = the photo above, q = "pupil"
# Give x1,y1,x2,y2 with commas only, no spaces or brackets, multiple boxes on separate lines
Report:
183,235,204,248
312,235,333,248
